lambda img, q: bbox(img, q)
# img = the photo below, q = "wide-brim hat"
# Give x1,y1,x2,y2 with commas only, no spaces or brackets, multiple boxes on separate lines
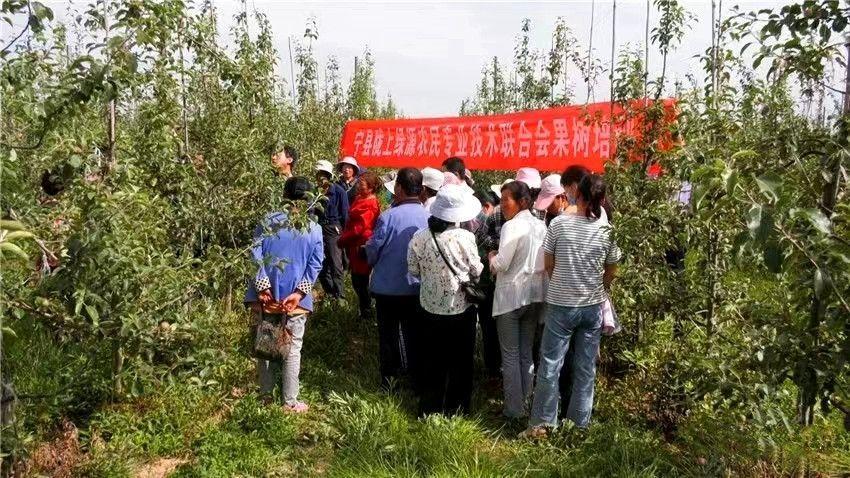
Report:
490,179,514,196
315,160,334,175
337,156,359,171
431,184,481,223
534,174,565,210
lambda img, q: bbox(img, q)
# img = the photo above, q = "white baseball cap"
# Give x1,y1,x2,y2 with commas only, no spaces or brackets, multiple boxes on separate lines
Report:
430,184,481,223
421,167,445,191
382,170,397,194
534,174,566,210
315,160,334,175
515,167,542,189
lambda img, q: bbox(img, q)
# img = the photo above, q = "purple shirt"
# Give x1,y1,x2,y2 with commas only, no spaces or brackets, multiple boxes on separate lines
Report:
364,200,430,296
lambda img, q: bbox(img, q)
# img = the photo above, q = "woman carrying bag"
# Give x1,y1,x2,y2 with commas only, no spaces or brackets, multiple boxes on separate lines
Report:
407,184,484,416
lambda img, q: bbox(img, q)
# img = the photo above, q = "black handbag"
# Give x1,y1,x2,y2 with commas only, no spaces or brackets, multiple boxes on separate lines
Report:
430,230,486,305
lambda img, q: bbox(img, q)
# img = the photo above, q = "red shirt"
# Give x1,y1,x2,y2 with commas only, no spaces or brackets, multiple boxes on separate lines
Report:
338,195,381,275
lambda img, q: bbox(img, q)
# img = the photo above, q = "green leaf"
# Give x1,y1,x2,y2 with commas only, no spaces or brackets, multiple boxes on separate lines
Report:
747,204,763,239
723,169,739,196
801,208,831,233
85,304,100,326
0,242,28,260
3,231,34,241
0,220,26,231
755,172,782,202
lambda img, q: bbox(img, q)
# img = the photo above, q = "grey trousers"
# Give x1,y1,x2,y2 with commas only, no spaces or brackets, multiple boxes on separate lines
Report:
495,304,540,417
257,313,307,405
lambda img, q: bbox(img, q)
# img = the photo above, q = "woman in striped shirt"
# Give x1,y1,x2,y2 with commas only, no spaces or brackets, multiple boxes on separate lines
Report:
525,174,622,435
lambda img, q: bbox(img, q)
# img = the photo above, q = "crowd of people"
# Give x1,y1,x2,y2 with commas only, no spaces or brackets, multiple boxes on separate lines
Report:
246,143,621,437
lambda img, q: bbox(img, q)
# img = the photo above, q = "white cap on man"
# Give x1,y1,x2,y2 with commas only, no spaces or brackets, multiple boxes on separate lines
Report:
421,167,445,191
315,160,335,175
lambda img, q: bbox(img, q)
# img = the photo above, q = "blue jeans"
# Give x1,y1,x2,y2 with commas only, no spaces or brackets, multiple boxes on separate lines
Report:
529,303,602,428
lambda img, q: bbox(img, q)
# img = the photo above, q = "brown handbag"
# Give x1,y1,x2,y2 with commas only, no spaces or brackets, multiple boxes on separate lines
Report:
252,310,294,361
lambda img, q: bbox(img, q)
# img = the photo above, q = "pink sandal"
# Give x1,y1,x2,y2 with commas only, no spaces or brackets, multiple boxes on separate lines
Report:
283,401,309,414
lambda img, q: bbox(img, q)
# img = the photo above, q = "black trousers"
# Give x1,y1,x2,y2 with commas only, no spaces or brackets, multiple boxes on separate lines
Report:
418,307,477,416
351,273,372,316
318,224,345,298
477,285,501,378
374,294,418,388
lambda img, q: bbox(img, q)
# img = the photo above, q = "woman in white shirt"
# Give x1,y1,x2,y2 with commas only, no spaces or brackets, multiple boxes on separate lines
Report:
407,184,484,416
487,181,548,417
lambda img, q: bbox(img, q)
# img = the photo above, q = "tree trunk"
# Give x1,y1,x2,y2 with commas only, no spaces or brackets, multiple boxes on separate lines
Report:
112,342,124,399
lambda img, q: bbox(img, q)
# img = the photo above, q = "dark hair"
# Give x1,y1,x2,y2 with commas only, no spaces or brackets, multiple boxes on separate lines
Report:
428,215,452,233
358,171,382,193
284,145,298,165
442,156,473,186
577,174,607,219
561,165,592,187
284,176,312,201
395,167,423,196
316,170,332,181
474,189,499,207
501,181,533,211
529,187,540,203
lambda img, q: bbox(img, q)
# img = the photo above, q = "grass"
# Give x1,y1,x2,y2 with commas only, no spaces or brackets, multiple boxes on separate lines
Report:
9,286,850,477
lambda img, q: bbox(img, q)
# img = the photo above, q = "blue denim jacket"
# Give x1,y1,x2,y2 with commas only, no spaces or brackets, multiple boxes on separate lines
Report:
364,200,429,296
244,212,324,311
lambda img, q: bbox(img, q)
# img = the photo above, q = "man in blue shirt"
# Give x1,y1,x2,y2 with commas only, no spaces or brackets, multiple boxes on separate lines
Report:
245,176,324,413
314,160,349,301
364,167,429,390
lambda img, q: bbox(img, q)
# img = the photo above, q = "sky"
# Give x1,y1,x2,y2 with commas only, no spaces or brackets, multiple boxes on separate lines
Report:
5,1,799,117
215,0,786,116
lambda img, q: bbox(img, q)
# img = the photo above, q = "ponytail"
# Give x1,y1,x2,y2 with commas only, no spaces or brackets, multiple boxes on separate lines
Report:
577,174,607,220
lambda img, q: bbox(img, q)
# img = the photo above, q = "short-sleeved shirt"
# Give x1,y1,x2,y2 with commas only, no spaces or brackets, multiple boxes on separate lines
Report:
543,213,621,307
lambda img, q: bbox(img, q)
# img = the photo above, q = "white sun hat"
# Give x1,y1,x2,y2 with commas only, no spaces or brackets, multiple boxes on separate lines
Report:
490,179,514,196
430,184,481,223
421,167,445,191
315,159,335,175
337,156,359,170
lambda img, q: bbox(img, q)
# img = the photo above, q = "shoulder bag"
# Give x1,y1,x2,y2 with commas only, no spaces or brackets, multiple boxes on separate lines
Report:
430,230,486,305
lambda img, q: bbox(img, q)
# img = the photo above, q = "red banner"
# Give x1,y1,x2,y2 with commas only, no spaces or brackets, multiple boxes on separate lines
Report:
339,100,677,172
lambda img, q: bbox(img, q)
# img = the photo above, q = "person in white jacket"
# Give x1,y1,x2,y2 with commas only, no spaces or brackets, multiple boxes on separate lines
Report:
487,181,548,418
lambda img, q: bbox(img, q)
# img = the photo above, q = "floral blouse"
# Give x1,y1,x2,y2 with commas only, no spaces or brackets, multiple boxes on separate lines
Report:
407,226,483,315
